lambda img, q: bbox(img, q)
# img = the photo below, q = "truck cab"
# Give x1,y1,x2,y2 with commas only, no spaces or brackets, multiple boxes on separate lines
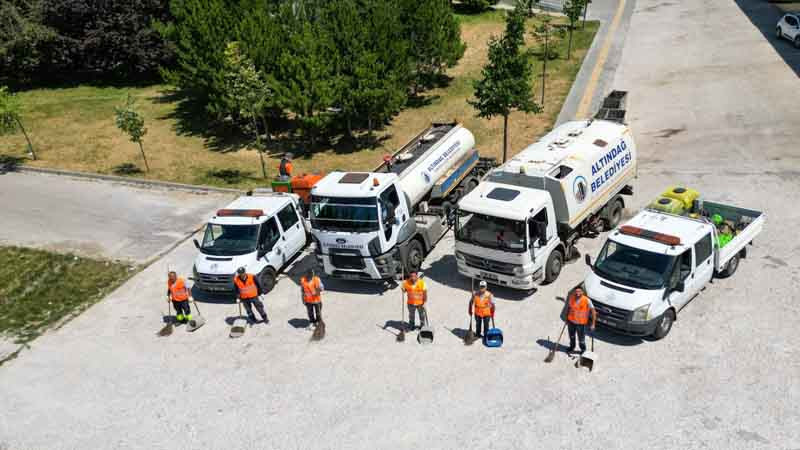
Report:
454,182,561,290
310,172,414,280
192,193,308,294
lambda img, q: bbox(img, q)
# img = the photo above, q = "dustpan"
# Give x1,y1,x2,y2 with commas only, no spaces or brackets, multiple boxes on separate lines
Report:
186,299,206,332
578,333,596,371
483,318,503,347
418,325,434,344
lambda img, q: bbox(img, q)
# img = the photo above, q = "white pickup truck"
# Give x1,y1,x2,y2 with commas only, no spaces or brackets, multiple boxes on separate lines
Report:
583,192,765,339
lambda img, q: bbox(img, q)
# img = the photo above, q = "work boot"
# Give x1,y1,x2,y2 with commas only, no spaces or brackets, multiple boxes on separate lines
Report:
247,316,257,325
185,314,193,322
261,317,270,325
567,347,576,355
176,313,185,323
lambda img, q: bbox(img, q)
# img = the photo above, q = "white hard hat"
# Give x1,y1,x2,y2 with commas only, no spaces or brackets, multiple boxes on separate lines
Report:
479,280,487,288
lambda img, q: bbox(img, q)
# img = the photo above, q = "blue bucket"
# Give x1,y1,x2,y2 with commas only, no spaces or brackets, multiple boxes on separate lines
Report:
483,328,503,347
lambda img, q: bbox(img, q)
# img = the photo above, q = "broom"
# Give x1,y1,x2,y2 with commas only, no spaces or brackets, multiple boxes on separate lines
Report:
463,278,477,345
397,286,406,342
157,297,174,337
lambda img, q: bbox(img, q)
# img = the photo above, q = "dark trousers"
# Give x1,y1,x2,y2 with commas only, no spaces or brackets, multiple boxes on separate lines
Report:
305,302,321,324
242,298,268,322
568,322,587,352
474,315,491,337
173,300,191,321
407,304,427,329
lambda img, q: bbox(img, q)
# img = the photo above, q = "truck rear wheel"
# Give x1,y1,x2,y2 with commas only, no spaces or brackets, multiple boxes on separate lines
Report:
718,253,740,278
258,267,276,294
604,199,624,230
652,309,675,340
544,249,563,284
405,240,424,274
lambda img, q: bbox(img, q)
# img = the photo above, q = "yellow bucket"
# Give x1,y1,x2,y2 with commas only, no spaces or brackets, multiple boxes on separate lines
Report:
662,186,699,210
649,196,685,215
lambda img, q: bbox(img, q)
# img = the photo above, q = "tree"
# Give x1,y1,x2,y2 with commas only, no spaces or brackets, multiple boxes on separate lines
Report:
400,0,465,91
0,1,59,87
563,0,586,60
0,86,36,160
461,0,491,12
222,41,272,179
531,15,563,105
469,5,540,163
114,94,149,172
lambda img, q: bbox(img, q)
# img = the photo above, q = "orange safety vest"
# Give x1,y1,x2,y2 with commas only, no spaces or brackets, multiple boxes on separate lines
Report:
234,274,259,299
279,160,293,177
403,279,426,306
567,294,590,325
473,292,493,318
301,276,322,303
168,277,189,302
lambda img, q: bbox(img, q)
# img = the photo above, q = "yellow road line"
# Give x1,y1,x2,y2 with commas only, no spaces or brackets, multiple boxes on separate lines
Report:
575,0,628,119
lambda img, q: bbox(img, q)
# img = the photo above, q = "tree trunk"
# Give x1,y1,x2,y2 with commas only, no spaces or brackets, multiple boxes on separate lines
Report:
261,116,271,144
346,115,353,139
252,117,267,179
568,27,574,60
137,141,150,172
15,118,36,160
541,30,548,105
502,114,509,164
367,115,373,136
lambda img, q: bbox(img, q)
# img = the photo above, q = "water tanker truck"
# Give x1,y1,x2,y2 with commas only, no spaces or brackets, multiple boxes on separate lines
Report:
455,102,637,290
310,122,496,280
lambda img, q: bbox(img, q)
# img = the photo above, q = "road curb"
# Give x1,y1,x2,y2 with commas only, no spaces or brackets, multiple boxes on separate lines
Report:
16,165,247,194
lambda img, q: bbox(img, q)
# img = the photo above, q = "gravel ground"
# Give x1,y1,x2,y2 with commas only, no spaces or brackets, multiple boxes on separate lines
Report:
0,171,233,264
1,0,799,448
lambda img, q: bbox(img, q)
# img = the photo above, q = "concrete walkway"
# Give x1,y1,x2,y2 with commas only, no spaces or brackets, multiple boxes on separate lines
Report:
0,171,233,264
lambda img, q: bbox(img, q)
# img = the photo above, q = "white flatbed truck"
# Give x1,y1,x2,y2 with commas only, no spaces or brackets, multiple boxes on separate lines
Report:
583,195,765,339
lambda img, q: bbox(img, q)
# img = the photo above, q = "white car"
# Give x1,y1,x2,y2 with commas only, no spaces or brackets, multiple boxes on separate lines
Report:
776,13,800,48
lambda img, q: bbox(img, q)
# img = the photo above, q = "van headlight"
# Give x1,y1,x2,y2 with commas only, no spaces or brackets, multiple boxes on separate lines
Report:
455,251,465,261
192,264,198,279
631,304,650,322
513,265,525,276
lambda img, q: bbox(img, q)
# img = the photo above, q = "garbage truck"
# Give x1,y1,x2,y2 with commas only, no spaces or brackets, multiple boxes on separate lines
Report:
454,112,637,290
582,187,765,339
310,122,496,280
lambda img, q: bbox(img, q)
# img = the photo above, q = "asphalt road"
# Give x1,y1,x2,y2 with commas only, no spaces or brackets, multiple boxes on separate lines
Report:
0,171,233,264
1,0,799,448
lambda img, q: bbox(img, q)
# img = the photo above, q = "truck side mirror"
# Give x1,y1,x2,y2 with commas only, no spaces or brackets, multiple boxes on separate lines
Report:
674,281,685,293
538,236,547,247
193,239,200,249
584,254,592,267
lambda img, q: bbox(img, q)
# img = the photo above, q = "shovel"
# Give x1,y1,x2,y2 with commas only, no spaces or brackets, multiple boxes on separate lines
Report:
229,300,247,338
311,319,326,341
157,298,174,337
578,330,597,371
186,298,206,332
544,322,567,363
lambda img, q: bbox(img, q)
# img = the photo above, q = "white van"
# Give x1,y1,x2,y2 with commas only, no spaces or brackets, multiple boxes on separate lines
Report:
192,192,309,294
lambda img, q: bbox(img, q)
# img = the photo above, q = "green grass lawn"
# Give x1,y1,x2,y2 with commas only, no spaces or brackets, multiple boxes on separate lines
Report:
0,246,134,347
0,12,598,189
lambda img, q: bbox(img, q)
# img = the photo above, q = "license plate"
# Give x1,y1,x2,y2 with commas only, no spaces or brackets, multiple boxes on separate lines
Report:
480,271,498,281
340,273,361,280
598,317,615,326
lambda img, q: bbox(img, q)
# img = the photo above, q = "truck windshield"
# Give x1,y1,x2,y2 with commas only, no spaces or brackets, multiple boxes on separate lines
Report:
310,195,379,232
594,240,674,290
200,223,259,256
455,209,526,253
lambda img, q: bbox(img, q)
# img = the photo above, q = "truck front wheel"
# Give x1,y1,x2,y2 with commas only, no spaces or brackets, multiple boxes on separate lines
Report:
652,309,675,340
258,267,276,294
405,240,424,274
544,249,563,284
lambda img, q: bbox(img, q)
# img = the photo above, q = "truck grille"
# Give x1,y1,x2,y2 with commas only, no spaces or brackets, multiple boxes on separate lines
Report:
198,272,233,289
330,250,365,270
462,252,519,276
591,299,631,322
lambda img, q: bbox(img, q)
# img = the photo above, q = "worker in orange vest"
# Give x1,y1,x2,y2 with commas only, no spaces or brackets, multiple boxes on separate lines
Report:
566,286,596,354
234,267,269,324
167,271,192,323
402,271,427,331
278,153,293,180
300,268,325,328
468,280,495,337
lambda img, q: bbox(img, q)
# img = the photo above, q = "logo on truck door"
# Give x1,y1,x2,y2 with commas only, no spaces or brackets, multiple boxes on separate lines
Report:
573,176,588,203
